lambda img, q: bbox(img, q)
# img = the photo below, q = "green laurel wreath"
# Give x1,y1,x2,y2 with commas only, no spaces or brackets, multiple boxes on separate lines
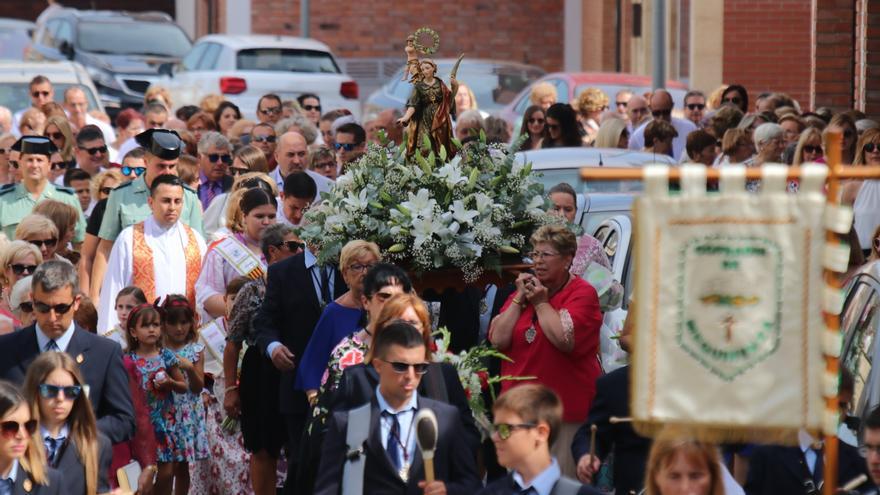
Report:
413,27,440,55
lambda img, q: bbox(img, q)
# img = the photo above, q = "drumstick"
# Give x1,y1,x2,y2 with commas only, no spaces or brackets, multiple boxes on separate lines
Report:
588,425,597,460
609,416,633,424
841,473,867,491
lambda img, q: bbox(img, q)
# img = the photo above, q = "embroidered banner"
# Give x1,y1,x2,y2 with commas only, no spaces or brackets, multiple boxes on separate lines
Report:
630,164,838,443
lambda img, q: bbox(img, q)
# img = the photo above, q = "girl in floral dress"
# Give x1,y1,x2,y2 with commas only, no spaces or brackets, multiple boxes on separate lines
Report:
161,295,210,495
124,303,189,495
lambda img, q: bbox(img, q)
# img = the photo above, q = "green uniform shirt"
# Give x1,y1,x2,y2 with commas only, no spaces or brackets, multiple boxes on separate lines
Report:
98,175,203,241
0,181,86,243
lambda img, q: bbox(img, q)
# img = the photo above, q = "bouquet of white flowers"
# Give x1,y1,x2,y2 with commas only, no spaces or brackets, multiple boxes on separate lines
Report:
299,135,555,281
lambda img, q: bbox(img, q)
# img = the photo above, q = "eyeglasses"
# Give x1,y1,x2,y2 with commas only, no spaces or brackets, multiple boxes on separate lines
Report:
229,167,249,176
334,142,359,152
0,419,37,439
282,240,304,252
38,383,82,401
803,145,823,155
382,360,430,375
28,238,57,249
259,107,282,115
859,444,880,458
207,153,233,164
33,300,75,315
251,135,276,143
121,166,146,177
314,160,336,170
528,251,560,260
686,103,706,111
348,263,375,273
546,124,560,131
78,145,108,156
10,264,37,276
99,186,114,195
50,161,69,171
864,143,880,153
652,109,672,118
16,301,33,313
630,107,648,115
528,118,545,125
615,101,628,107
45,132,64,141
302,104,321,112
491,423,537,440
31,91,50,98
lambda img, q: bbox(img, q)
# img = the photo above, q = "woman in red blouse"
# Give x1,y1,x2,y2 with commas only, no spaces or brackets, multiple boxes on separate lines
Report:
489,224,603,477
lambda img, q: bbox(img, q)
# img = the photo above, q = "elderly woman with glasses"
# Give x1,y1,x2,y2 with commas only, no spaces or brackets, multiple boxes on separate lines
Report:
0,240,42,330
489,224,603,477
9,275,33,328
308,146,337,181
14,214,59,261
296,240,381,400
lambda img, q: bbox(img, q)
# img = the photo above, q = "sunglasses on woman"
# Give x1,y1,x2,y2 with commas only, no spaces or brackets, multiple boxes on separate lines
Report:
50,161,70,171
10,264,37,276
28,238,57,249
45,132,64,141
864,143,880,153
38,384,82,400
229,167,249,176
0,419,37,439
528,118,545,125
803,145,823,155
16,301,33,313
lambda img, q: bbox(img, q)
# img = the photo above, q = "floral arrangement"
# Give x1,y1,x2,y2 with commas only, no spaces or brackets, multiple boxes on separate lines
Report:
298,135,555,281
432,326,534,440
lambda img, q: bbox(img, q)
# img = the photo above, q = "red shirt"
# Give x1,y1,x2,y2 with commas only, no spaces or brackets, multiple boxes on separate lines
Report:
497,276,603,422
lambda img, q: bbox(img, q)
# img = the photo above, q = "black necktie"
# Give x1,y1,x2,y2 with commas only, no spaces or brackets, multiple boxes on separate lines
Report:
812,447,824,485
384,411,401,471
45,436,62,464
321,266,332,305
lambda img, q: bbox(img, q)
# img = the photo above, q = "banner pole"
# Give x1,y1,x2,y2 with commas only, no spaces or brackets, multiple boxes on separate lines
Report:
822,131,843,495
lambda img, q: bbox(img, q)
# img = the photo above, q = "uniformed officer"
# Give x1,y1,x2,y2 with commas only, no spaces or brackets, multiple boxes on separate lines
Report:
0,136,86,243
92,129,203,300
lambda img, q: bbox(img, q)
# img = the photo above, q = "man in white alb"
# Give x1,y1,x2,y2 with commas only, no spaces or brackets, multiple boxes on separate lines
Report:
97,174,206,335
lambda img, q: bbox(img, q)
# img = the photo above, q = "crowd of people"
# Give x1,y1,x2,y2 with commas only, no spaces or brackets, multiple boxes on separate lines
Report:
0,66,877,495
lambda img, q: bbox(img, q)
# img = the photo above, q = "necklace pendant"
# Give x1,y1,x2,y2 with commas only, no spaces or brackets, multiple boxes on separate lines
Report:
399,463,409,482
525,326,537,344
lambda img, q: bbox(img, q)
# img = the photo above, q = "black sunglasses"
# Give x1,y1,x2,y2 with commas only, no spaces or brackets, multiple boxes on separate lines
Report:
334,143,358,152
283,240,305,252
78,145,108,155
546,124,560,131
28,238,57,249
33,300,75,315
17,301,33,313
45,132,64,141
686,103,706,111
0,419,37,439
385,360,430,375
38,383,82,400
259,107,282,115
50,161,69,171
121,166,146,177
864,143,880,153
207,153,233,164
528,118,545,124
314,160,336,170
10,264,37,276
251,135,276,143
803,145,823,155
722,96,742,105
229,167,249,176
302,104,321,112
615,101,628,107
492,423,537,440
652,109,672,118
99,186,114,195
31,91,50,98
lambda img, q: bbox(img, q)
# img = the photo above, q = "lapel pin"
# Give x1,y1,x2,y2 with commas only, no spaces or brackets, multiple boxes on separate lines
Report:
76,353,84,364
23,478,32,492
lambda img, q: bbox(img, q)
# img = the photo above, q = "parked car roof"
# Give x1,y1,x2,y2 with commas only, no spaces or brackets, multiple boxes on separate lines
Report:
53,8,174,22
195,34,335,52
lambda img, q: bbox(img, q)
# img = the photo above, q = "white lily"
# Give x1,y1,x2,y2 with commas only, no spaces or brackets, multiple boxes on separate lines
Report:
342,188,370,211
401,188,437,218
411,214,446,247
436,162,467,189
450,200,479,225
526,194,546,215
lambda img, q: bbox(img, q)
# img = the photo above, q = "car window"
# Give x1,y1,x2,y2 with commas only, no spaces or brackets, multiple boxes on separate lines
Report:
236,49,340,73
0,83,99,112
77,21,191,57
182,43,208,71
198,43,222,70
842,283,880,415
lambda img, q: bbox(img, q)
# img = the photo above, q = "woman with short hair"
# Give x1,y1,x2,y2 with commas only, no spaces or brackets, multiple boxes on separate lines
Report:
752,123,785,167
575,88,609,145
14,214,59,261
308,146,337,180
32,200,79,264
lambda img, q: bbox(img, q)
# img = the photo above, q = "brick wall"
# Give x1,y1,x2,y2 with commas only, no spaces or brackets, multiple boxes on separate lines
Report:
813,0,855,111
722,0,812,110
0,1,174,21
250,0,565,72
855,0,880,116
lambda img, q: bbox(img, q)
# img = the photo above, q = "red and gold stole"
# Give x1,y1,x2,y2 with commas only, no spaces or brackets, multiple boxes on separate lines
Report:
131,222,202,307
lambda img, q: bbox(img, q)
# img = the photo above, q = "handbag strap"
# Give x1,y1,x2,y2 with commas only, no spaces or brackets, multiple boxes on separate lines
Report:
341,403,372,495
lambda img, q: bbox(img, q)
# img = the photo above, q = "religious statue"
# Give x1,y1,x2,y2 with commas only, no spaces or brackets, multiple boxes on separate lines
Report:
396,28,462,159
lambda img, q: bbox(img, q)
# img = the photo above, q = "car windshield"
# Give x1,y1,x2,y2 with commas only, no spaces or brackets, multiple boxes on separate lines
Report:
236,48,340,73
0,83,99,113
534,168,644,194
390,63,544,112
77,21,191,57
0,28,31,60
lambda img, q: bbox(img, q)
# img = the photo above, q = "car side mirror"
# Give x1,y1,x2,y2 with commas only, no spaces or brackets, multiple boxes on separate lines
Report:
158,62,174,77
59,41,74,60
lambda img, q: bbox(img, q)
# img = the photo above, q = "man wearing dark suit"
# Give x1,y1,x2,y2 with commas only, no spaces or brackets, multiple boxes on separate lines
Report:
744,432,870,494
196,131,235,210
571,365,650,495
0,261,134,444
314,322,480,495
254,248,346,492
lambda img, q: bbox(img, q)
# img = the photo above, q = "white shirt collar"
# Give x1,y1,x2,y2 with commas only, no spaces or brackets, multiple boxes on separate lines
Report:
512,458,561,495
40,423,69,441
1,459,18,483
375,385,419,414
798,429,822,452
35,320,76,353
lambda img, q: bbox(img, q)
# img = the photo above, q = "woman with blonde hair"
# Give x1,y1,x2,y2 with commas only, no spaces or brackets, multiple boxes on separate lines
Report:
575,88,609,145
89,169,125,205
529,82,557,111
43,116,75,164
454,82,481,118
231,144,268,175
0,240,38,331
594,117,629,149
23,352,112,495
644,428,724,495
32,200,79,263
19,108,47,136
792,127,825,166
843,128,880,256
0,380,62,494
227,119,256,146
14,214,59,261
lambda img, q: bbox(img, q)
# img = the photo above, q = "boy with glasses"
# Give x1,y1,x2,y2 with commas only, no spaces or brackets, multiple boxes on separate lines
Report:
481,384,599,495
